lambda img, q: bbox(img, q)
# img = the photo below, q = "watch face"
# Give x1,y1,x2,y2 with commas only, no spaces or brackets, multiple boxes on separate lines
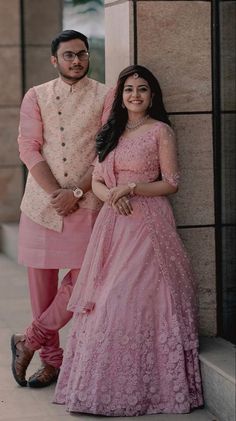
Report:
73,188,83,199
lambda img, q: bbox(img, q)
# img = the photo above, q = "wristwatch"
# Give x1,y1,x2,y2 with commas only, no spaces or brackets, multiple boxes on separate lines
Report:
73,187,84,199
128,182,137,196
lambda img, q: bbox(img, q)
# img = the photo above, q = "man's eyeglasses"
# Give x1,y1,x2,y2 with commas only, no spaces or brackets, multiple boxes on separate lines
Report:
62,51,90,62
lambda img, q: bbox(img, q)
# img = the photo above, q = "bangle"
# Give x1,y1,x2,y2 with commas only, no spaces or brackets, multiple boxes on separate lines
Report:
128,182,136,196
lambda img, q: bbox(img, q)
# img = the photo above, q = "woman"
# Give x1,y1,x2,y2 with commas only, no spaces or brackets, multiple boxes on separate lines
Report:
54,65,203,416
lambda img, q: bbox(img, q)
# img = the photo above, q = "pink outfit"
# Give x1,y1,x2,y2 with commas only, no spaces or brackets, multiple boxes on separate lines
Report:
54,122,203,415
18,209,98,268
19,209,97,367
17,77,113,367
25,268,79,368
18,77,110,232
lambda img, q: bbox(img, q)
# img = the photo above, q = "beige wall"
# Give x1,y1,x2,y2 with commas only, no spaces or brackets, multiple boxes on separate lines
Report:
0,0,62,222
23,0,62,90
0,0,23,222
105,0,216,335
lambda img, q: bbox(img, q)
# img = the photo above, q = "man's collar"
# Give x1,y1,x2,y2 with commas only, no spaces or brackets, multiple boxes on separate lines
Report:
57,76,90,93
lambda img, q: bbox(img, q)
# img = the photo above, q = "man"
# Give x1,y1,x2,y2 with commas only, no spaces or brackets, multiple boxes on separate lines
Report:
10,30,111,388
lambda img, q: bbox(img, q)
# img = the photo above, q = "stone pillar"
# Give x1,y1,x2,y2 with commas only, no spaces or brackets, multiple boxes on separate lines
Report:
0,0,23,222
23,0,62,90
105,0,216,335
0,0,62,224
105,0,134,85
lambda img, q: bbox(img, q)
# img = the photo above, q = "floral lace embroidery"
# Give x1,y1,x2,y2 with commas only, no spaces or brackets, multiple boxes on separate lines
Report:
162,172,180,187
54,312,203,416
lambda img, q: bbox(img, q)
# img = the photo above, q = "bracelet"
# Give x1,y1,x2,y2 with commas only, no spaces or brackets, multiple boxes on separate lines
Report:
128,182,137,196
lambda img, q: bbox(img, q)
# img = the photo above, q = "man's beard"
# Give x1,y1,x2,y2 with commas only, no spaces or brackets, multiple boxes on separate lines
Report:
58,63,89,82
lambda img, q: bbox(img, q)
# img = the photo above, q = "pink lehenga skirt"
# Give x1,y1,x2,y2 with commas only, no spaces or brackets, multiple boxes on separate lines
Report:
54,196,203,416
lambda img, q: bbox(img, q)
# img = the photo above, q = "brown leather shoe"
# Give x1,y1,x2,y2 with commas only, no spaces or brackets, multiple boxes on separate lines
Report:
10,334,34,387
28,363,59,388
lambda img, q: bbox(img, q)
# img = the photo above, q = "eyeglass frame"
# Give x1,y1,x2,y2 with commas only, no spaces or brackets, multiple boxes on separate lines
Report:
61,50,90,62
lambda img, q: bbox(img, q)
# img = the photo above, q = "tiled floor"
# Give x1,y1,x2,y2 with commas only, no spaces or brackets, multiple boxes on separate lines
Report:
0,254,218,421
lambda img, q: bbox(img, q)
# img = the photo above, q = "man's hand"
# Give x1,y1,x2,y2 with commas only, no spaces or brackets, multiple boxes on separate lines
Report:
51,189,79,216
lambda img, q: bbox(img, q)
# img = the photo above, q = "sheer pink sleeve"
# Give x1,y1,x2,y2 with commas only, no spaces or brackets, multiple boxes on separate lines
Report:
17,88,45,170
92,157,105,182
158,124,180,187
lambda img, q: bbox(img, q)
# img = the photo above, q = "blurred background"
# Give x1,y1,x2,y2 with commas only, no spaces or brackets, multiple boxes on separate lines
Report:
63,0,105,82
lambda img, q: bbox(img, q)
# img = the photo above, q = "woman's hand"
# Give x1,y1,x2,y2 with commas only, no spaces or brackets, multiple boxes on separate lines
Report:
108,185,131,206
112,196,133,216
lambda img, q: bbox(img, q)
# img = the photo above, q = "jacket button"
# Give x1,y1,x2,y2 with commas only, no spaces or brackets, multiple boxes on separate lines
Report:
64,172,68,177
58,111,62,115
63,157,67,161
61,142,65,146
60,127,64,131
56,96,60,100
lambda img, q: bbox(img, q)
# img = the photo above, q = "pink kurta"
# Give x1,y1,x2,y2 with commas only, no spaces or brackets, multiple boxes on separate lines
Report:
18,78,113,268
54,122,203,415
18,209,98,269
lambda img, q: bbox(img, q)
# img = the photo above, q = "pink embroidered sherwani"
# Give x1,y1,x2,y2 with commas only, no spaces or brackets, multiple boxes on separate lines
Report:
17,76,111,367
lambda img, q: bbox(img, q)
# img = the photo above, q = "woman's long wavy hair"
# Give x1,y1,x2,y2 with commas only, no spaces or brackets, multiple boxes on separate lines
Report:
96,65,171,162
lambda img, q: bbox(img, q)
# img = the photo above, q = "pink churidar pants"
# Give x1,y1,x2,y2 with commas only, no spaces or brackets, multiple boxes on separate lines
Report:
25,268,80,368
18,210,99,368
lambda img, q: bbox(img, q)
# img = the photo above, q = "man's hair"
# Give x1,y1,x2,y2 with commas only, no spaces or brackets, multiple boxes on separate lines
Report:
51,30,89,56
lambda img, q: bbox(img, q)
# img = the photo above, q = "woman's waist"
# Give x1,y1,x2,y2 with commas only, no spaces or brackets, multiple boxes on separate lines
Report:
115,173,158,185
103,194,173,220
